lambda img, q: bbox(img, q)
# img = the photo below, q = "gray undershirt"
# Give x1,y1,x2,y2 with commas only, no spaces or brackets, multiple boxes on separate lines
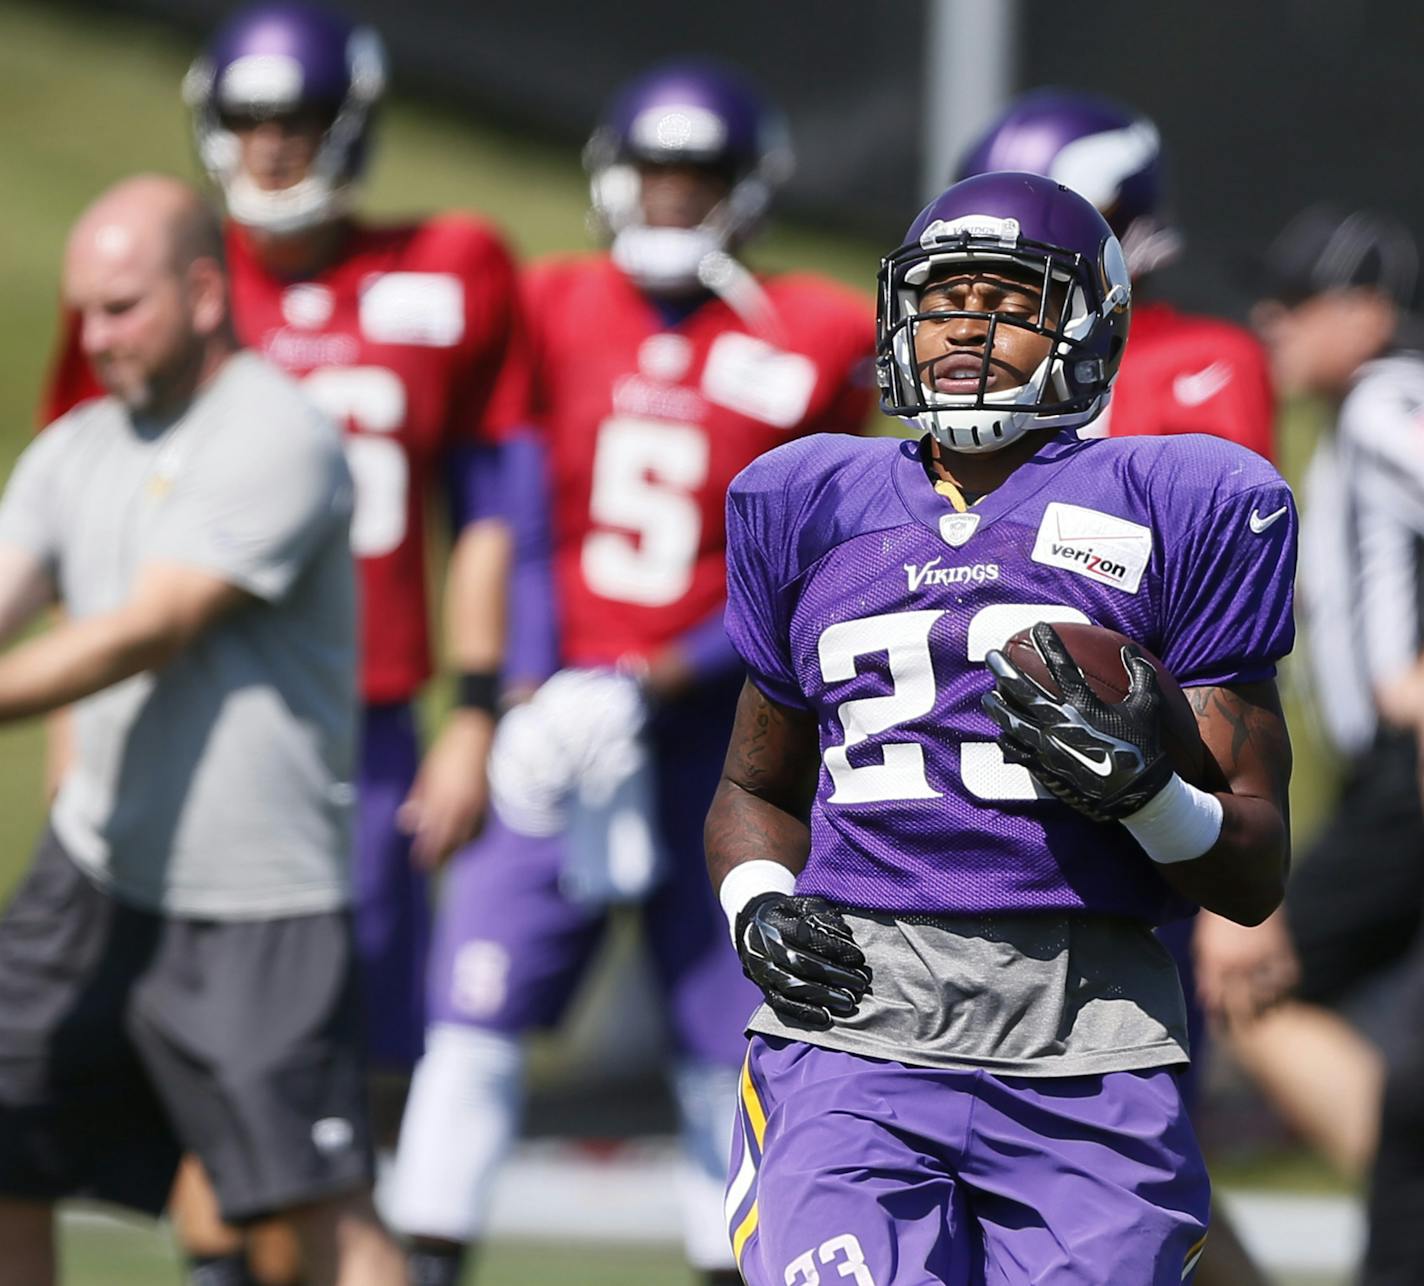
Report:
747,909,1190,1077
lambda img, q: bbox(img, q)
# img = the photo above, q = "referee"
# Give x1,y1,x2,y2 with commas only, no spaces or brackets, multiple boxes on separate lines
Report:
0,176,406,1284
1219,205,1424,1281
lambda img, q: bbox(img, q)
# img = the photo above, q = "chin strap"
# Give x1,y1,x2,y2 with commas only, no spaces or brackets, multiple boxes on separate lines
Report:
697,250,783,344
223,169,354,237
611,225,719,294
613,227,784,343
919,409,1035,455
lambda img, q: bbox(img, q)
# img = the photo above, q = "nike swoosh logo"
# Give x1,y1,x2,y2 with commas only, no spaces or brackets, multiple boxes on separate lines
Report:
1052,737,1115,778
1172,361,1233,407
1249,505,1288,534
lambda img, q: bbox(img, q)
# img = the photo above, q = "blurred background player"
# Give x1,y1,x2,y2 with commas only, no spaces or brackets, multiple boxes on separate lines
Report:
388,61,875,1286
956,90,1284,1284
1227,209,1424,1235
0,173,406,1286
709,170,1296,1286
41,4,534,1283
955,88,1274,459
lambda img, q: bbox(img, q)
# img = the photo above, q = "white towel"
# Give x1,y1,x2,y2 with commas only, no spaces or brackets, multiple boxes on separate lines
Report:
487,667,666,904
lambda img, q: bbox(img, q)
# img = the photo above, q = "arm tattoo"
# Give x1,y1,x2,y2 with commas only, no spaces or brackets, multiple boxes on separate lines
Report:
705,681,819,883
1187,681,1292,804
724,682,819,806
1187,686,1250,763
731,687,779,792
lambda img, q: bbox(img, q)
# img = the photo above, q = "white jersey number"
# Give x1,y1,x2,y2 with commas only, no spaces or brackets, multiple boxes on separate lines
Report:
581,416,710,607
302,366,410,559
816,603,1089,804
784,1233,877,1285
818,611,945,803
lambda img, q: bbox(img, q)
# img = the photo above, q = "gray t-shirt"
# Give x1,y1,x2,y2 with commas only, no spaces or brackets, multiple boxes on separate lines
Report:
748,910,1190,1077
0,352,357,918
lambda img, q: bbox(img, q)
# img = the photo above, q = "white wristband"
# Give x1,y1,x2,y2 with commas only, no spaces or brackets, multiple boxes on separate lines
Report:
1121,774,1224,865
719,860,797,944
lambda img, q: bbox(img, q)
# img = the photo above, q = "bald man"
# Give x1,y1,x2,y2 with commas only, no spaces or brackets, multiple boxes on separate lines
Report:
0,175,407,1286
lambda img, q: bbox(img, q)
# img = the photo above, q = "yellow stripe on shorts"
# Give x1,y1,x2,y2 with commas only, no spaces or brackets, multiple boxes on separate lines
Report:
1182,1230,1208,1280
733,1200,760,1265
740,1051,768,1149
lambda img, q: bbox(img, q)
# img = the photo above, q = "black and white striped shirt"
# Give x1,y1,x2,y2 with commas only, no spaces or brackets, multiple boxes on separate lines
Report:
1301,351,1424,756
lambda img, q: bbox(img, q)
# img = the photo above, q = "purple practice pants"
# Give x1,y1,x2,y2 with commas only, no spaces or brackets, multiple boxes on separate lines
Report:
729,1036,1211,1286
352,702,428,1070
426,678,760,1066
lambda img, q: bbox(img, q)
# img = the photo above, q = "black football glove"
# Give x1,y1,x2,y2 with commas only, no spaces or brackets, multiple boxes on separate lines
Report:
733,893,871,1030
980,621,1175,822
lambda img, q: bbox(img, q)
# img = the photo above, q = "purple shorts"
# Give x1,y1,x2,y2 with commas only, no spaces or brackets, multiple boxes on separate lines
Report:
426,679,760,1067
729,1037,1210,1286
352,703,428,1070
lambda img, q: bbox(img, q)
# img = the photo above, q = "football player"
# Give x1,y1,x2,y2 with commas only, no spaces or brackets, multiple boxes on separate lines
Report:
709,172,1296,1285
955,89,1284,1285
956,88,1274,460
387,63,875,1286
41,4,533,1282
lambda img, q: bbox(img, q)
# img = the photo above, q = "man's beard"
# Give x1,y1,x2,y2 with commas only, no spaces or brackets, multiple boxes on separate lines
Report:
103,370,155,412
100,345,201,417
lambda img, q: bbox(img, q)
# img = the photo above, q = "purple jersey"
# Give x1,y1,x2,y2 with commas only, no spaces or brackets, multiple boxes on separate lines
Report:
724,429,1296,923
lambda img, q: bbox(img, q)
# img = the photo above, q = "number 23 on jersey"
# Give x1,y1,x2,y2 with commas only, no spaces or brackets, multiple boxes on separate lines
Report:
819,603,1090,805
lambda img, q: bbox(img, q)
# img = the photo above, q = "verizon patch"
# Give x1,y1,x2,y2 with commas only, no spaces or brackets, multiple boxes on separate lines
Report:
359,272,465,347
1030,501,1152,594
700,333,816,428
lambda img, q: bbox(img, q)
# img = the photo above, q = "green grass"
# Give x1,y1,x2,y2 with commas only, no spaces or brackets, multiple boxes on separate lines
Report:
474,1239,698,1284
59,1215,708,1286
1213,1146,1358,1197
61,1212,180,1283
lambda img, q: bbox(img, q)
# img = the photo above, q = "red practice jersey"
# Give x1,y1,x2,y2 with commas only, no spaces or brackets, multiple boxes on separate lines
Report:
524,256,874,667
1103,300,1275,463
42,215,533,703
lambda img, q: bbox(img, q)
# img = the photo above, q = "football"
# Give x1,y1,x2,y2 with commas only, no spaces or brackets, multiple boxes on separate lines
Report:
1002,622,1217,789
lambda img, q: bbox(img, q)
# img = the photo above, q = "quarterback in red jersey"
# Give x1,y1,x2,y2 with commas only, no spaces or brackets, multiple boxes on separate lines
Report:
530,247,870,670
387,64,874,1286
956,88,1281,1286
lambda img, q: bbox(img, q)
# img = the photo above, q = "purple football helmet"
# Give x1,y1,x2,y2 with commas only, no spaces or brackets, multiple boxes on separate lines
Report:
878,171,1131,454
182,2,386,235
956,89,1180,279
584,61,792,296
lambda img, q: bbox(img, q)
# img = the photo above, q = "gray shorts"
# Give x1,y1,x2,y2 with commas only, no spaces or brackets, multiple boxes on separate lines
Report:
0,827,373,1222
